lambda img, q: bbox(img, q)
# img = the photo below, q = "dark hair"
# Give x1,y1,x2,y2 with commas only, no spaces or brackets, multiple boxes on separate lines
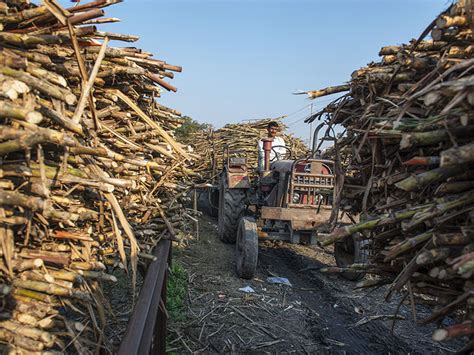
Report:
267,121,279,129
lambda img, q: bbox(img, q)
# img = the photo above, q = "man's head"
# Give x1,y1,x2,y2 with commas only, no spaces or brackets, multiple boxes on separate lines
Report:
267,121,279,138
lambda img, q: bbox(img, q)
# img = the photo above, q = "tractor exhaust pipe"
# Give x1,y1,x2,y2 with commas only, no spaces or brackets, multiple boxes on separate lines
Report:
262,138,272,171
311,122,325,158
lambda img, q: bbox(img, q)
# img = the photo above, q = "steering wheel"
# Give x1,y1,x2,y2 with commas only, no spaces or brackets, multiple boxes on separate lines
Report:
270,145,293,161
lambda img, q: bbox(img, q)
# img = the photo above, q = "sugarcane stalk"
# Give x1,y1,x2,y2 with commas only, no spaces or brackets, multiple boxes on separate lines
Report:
402,156,440,166
68,8,105,25
321,204,432,246
12,279,90,301
436,180,474,194
457,261,474,275
0,190,45,212
37,317,63,330
46,269,80,283
77,270,117,282
380,40,448,55
10,308,63,329
402,190,474,231
429,266,457,280
0,320,55,347
416,248,452,265
82,16,119,25
37,104,83,135
20,249,70,265
114,89,190,159
399,125,474,149
384,230,434,262
1,162,87,179
71,37,109,124
0,101,43,124
397,51,436,70
0,6,48,24
7,48,51,65
433,232,472,246
440,142,474,167
0,328,44,352
436,15,468,28
70,261,106,271
395,165,466,192
0,31,69,48
304,84,351,99
12,258,44,272
19,271,73,289
51,230,94,242
12,288,56,304
0,125,78,155
54,25,98,37
10,312,37,327
433,322,474,342
0,190,84,223
94,30,139,42
0,66,76,104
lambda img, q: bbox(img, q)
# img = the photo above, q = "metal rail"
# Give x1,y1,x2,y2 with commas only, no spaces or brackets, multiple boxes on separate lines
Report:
118,240,171,355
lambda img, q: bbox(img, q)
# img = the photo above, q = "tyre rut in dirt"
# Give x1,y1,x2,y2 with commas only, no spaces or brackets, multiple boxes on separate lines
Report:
217,175,246,243
236,217,258,279
334,233,369,281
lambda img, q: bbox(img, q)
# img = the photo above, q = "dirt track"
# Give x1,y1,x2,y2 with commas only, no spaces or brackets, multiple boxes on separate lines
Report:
168,215,461,353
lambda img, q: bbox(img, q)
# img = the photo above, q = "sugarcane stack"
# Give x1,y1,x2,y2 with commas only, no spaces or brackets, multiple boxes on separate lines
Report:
0,0,196,353
191,118,309,182
304,1,474,351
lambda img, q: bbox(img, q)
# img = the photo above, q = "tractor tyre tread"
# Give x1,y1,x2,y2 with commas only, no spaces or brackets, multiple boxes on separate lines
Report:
335,233,369,281
236,217,258,279
218,176,247,243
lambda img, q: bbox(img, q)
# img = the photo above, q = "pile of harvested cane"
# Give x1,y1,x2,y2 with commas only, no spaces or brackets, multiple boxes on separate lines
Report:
0,0,196,353
304,1,474,351
191,118,309,182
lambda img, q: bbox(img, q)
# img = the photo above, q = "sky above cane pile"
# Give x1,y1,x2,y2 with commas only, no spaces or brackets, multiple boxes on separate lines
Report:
74,0,448,144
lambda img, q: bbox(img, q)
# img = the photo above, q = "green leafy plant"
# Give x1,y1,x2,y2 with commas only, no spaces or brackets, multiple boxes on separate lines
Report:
175,116,213,144
167,262,187,323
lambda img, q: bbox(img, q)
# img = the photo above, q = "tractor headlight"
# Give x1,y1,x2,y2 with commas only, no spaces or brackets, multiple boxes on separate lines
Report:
293,193,300,203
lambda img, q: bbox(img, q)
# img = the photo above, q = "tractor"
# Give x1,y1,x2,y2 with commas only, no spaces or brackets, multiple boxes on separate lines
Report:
217,130,368,280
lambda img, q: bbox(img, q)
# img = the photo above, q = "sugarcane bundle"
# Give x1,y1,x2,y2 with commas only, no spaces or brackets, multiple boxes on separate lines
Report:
0,0,196,353
304,1,474,351
190,118,309,182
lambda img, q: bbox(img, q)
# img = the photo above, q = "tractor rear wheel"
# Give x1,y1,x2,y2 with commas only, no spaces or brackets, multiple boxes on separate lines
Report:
334,233,369,281
236,217,258,279
217,174,246,243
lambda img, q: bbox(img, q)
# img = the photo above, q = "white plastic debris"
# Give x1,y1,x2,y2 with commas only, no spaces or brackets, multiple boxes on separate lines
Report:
238,286,256,293
266,277,292,287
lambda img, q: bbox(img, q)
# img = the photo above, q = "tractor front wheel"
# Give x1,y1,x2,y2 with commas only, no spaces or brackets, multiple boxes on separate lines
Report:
334,233,369,281
236,217,258,279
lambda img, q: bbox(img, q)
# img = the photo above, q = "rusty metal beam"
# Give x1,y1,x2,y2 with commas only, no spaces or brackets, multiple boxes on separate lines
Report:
118,239,171,355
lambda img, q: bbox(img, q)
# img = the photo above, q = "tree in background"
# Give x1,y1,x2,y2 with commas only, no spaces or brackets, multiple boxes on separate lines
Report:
175,116,213,144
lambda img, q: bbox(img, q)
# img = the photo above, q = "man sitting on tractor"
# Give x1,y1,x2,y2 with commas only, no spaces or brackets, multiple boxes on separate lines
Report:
257,121,286,171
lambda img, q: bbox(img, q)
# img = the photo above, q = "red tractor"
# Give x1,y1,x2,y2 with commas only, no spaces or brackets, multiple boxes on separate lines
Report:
217,138,367,279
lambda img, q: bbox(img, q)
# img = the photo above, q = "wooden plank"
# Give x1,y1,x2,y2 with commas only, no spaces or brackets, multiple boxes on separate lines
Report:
261,206,331,222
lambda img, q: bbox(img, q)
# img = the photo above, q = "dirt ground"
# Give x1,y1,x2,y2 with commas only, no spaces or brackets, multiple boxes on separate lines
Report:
168,215,462,353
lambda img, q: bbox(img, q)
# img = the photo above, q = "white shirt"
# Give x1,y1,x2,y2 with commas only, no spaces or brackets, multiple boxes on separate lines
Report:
258,136,286,171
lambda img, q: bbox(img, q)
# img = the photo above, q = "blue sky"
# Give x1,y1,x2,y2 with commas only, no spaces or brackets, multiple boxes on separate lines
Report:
77,0,449,143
